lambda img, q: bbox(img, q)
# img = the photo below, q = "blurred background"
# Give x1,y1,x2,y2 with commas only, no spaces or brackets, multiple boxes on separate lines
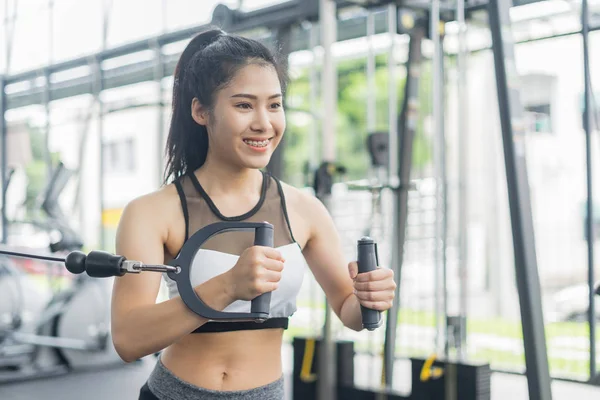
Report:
1,0,600,399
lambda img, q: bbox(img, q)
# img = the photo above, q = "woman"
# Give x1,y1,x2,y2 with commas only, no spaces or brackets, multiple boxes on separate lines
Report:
111,29,397,400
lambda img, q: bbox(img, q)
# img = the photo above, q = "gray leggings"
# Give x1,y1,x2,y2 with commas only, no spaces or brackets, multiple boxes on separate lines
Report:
141,357,285,400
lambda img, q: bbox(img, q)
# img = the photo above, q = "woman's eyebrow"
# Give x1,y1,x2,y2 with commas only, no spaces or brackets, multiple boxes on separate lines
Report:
230,93,282,99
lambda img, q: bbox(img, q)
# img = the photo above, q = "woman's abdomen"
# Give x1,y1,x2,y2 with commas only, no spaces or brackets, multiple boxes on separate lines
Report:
160,328,284,391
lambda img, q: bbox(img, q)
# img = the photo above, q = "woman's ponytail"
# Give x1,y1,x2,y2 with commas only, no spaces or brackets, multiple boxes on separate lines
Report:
164,29,224,183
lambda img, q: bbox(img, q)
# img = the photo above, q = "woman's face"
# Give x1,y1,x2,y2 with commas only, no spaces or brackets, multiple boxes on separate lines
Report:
193,63,286,170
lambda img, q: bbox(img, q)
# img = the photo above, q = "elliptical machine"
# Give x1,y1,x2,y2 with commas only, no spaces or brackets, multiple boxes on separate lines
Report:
0,162,123,384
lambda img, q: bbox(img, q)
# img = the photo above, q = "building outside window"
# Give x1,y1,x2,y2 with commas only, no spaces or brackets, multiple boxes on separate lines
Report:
102,137,136,174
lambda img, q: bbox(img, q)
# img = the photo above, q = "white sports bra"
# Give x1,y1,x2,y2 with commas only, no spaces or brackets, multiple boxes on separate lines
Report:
164,170,307,333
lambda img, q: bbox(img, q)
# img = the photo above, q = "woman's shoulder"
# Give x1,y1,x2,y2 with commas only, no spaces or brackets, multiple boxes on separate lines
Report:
119,182,181,226
273,178,329,220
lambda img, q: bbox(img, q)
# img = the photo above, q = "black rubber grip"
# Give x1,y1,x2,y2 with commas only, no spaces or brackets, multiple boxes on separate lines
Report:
65,251,87,274
85,251,126,278
251,225,274,317
357,237,382,330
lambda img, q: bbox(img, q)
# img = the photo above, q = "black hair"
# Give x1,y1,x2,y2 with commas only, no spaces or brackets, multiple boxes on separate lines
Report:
163,29,289,183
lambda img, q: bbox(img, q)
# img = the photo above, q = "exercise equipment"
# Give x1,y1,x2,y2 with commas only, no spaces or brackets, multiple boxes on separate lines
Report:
357,237,383,330
0,217,384,391
1,220,384,324
0,162,119,384
0,222,275,384
293,338,492,400
0,248,121,384
67,221,275,322
41,162,84,253
0,260,122,384
295,229,387,399
366,132,389,169
312,161,347,198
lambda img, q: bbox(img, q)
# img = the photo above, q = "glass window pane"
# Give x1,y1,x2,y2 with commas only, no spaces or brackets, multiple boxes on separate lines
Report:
18,0,48,14
102,105,162,201
165,0,223,32
1,0,6,72
8,10,50,73
48,94,95,170
100,81,160,107
106,0,163,47
4,104,46,170
52,0,103,62
163,0,291,32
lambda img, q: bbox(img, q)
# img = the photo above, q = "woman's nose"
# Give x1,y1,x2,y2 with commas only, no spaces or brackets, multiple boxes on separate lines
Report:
250,109,271,132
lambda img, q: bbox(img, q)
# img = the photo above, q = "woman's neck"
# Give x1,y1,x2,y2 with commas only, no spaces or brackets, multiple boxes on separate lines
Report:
195,157,263,197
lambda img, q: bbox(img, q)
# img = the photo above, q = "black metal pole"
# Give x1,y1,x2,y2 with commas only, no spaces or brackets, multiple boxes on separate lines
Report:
0,76,7,244
383,23,425,387
487,1,552,399
582,0,596,380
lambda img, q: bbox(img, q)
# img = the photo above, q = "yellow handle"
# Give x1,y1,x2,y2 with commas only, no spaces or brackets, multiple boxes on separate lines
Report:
420,354,444,382
300,339,318,383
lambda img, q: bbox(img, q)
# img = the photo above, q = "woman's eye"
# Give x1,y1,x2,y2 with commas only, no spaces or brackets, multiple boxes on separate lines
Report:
271,103,282,109
236,103,252,109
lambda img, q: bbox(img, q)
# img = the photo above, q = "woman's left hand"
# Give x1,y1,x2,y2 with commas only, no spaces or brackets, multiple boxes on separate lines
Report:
348,262,396,311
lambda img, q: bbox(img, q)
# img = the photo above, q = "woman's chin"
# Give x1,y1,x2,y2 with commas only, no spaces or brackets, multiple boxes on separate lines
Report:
239,154,272,170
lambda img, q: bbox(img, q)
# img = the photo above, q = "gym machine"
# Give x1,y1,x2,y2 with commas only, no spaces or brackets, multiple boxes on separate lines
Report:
293,0,553,399
295,4,490,399
0,220,385,385
0,163,121,384
0,0,558,397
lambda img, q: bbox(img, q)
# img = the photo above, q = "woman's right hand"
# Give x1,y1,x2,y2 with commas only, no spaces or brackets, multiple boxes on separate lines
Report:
225,246,286,301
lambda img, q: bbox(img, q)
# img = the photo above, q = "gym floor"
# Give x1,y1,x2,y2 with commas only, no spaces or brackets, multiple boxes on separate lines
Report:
1,344,598,400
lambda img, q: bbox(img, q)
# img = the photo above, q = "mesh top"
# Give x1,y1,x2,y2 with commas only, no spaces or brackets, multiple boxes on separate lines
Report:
163,170,305,333
172,170,295,256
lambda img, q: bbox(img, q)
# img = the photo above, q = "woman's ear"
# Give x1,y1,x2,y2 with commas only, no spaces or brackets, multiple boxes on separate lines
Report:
191,98,209,126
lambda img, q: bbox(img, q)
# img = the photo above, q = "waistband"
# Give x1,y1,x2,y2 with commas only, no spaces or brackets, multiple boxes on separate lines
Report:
147,357,285,400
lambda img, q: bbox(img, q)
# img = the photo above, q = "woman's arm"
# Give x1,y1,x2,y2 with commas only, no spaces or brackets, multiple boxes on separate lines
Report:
110,193,235,363
301,193,396,332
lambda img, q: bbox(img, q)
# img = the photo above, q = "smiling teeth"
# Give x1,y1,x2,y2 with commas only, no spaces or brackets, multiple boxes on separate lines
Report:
244,139,269,147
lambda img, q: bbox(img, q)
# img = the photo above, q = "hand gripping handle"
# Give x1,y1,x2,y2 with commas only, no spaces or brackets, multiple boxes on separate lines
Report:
250,225,274,316
167,221,274,322
357,237,383,330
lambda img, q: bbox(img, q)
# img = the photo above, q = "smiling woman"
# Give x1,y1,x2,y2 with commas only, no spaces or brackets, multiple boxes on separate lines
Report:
188,64,286,170
110,28,396,400
163,29,289,181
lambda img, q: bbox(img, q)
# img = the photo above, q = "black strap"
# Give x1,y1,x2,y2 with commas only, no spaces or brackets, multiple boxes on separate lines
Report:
192,317,288,333
188,171,268,222
272,176,297,243
174,178,189,241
